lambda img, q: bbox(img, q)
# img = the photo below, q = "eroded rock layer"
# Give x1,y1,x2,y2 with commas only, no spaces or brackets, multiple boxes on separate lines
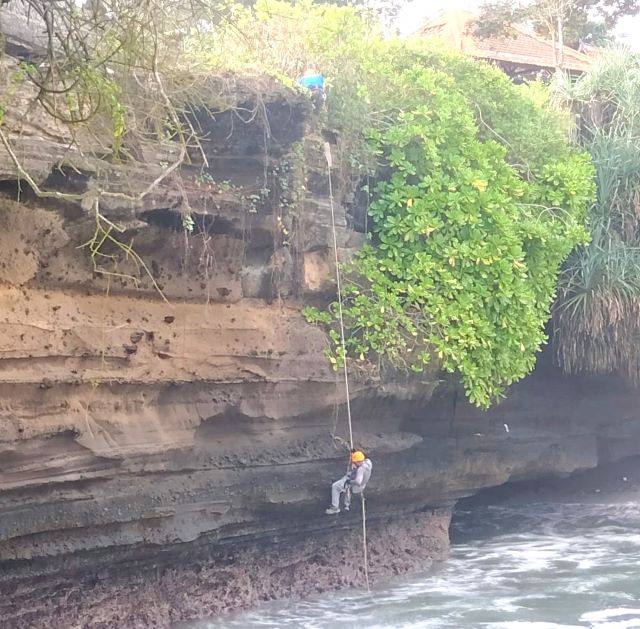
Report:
2,510,451,628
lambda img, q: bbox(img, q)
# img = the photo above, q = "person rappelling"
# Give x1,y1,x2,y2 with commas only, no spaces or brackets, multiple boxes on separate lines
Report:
297,66,325,92
325,449,372,515
297,67,326,108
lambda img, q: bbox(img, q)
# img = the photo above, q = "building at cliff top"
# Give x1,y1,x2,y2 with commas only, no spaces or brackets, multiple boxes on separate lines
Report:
415,10,593,80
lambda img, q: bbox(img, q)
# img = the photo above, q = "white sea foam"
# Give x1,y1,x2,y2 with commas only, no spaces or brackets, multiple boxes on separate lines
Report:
580,608,640,622
488,623,583,629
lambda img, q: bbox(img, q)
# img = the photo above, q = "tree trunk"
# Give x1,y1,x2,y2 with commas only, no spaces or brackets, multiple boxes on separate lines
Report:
556,13,564,70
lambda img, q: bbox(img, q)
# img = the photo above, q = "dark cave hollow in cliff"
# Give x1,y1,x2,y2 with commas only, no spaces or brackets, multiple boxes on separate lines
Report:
450,455,640,543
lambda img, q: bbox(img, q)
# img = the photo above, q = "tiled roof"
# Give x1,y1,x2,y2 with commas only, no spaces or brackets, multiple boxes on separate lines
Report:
579,43,604,60
416,11,592,73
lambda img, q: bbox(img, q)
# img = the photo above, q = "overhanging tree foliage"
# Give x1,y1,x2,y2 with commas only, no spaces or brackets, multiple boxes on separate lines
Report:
307,41,593,408
0,0,252,288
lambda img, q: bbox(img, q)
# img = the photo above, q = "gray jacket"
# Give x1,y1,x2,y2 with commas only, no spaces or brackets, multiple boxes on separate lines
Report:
349,459,372,494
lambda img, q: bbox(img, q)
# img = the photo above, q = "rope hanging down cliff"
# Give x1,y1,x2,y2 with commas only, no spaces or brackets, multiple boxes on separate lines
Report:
323,141,370,592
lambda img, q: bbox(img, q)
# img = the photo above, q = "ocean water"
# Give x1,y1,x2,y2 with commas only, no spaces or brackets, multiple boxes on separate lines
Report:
181,501,640,628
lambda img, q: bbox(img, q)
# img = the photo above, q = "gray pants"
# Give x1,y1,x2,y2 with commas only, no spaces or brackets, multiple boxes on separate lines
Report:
331,474,362,509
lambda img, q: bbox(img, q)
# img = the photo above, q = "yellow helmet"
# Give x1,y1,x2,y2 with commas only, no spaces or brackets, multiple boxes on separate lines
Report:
351,450,365,464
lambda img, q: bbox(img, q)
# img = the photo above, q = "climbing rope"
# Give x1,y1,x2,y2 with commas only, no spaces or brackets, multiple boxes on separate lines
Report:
323,142,371,593
324,141,354,451
361,493,370,590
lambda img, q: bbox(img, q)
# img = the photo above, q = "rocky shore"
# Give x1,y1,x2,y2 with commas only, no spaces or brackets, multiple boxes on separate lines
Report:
2,510,450,628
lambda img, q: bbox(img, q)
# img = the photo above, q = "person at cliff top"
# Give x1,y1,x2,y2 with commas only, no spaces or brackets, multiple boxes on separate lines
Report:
297,67,325,93
325,449,372,515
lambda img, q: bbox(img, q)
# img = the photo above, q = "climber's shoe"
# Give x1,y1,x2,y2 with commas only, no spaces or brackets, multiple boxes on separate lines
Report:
325,506,340,515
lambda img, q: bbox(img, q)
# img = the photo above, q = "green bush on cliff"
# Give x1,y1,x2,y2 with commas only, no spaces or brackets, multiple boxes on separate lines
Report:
332,60,593,408
292,18,593,407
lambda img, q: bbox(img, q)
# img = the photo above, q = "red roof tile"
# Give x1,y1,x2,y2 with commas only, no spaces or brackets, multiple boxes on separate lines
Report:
416,11,592,73
579,43,604,60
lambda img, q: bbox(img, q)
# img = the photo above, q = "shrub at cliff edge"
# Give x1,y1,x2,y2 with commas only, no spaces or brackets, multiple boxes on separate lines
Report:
286,20,595,408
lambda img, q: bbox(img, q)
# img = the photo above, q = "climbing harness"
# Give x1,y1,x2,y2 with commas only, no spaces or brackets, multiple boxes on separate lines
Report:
324,142,371,592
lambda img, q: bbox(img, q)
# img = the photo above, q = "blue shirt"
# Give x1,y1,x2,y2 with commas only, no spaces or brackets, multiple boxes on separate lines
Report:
298,73,325,92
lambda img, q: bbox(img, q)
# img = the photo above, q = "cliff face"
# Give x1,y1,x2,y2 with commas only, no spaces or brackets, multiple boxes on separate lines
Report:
0,51,449,627
2,46,640,628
